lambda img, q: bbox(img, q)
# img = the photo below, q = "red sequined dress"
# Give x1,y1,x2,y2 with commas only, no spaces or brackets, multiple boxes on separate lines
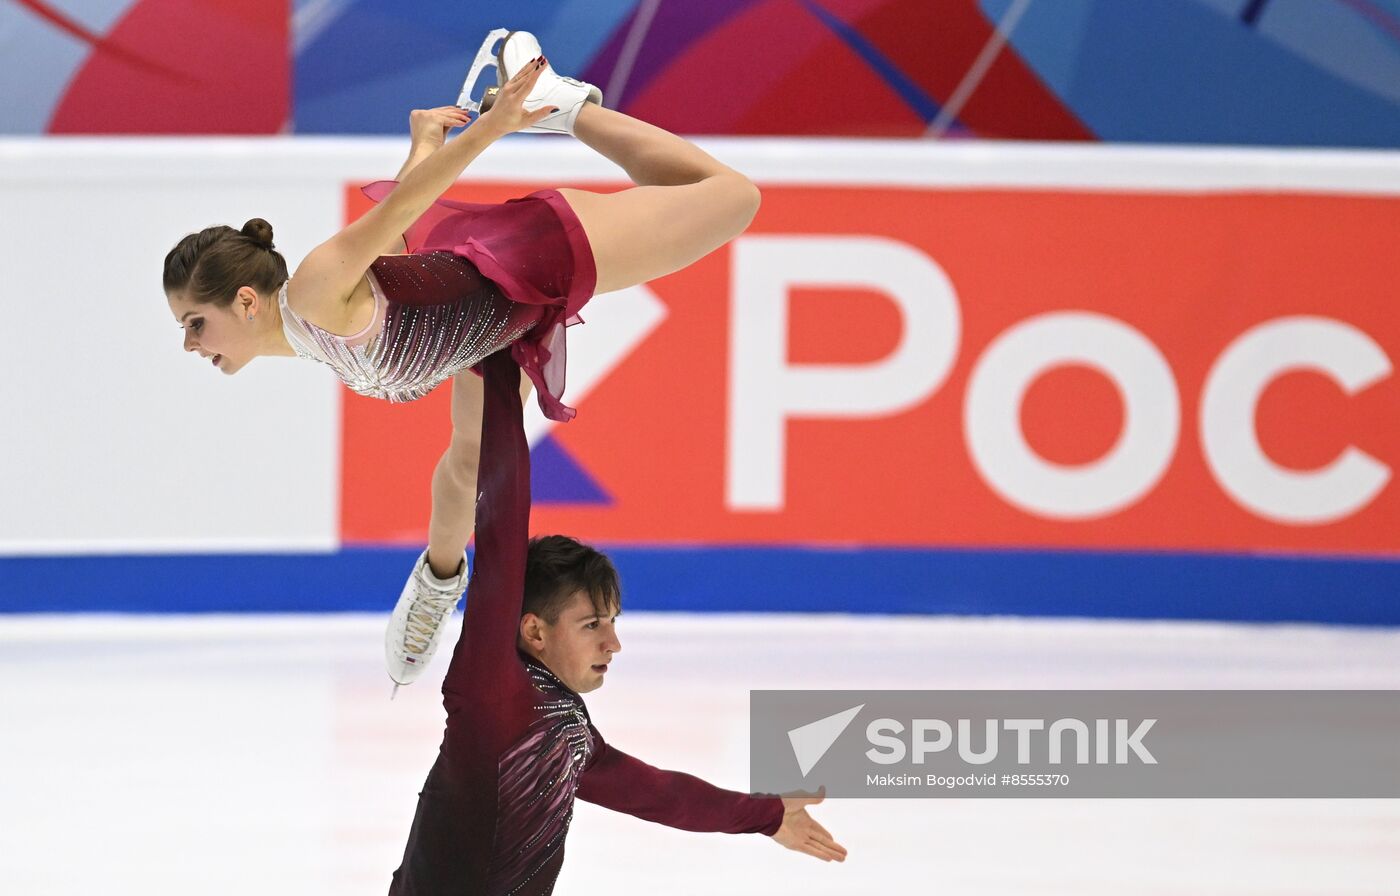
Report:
279,182,596,422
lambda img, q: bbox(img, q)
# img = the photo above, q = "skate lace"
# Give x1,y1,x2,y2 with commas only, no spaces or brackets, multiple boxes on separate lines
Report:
401,588,459,654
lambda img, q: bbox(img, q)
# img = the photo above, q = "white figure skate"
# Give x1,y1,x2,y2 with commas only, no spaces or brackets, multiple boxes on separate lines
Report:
456,28,602,135
384,550,468,694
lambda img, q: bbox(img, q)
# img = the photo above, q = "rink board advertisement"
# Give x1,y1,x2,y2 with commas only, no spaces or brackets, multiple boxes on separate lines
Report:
2,140,1399,620
335,176,1400,623
343,183,1400,554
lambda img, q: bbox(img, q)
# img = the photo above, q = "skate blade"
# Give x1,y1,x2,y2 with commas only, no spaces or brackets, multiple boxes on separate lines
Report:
455,27,512,114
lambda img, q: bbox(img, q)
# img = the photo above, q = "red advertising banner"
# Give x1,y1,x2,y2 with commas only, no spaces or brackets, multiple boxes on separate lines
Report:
342,182,1399,555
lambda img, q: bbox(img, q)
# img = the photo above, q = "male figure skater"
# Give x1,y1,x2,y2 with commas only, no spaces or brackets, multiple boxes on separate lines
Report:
388,349,846,895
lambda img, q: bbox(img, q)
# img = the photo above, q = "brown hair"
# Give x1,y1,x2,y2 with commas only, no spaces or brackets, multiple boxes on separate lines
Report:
163,218,288,306
523,535,622,624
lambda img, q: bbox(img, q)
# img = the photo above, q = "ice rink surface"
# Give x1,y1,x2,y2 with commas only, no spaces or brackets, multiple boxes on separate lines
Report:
4,612,1399,895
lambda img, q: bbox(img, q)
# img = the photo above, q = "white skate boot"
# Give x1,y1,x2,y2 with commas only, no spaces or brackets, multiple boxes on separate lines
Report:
384,550,468,693
456,28,602,136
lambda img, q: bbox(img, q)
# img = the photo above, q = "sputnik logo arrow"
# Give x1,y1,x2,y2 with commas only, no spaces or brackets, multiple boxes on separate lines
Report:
787,704,864,776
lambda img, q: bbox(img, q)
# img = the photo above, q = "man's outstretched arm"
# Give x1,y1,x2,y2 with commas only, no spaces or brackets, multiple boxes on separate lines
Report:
575,734,847,861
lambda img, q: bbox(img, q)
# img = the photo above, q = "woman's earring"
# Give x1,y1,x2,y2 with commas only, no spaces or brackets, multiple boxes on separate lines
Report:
247,314,254,320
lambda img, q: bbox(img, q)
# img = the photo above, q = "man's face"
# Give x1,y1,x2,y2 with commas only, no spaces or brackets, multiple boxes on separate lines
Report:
520,589,621,694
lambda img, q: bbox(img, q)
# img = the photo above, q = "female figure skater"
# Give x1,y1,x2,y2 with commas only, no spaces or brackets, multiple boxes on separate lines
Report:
163,31,760,686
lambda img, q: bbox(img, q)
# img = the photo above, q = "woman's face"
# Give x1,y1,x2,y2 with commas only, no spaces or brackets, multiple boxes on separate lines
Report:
167,290,258,375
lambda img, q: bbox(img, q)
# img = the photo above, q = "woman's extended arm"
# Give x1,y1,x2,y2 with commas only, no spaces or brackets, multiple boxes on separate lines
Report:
391,108,467,182
376,106,472,255
290,59,553,317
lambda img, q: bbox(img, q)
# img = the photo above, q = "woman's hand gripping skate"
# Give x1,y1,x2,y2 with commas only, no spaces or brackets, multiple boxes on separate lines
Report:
473,56,558,138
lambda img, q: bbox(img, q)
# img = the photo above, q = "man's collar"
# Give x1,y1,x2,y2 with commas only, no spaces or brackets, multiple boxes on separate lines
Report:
518,650,586,703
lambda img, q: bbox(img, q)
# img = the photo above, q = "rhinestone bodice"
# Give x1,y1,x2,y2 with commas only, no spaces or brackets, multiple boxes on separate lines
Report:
487,660,595,893
279,252,543,402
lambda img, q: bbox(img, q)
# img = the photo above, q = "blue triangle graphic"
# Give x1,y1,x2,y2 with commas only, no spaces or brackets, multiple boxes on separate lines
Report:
799,0,951,127
531,435,612,505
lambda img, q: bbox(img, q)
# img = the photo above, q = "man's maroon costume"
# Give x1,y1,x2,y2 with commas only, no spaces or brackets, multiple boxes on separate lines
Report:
388,350,783,895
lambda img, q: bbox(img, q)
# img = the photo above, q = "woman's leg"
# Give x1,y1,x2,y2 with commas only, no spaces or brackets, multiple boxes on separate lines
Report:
557,104,761,295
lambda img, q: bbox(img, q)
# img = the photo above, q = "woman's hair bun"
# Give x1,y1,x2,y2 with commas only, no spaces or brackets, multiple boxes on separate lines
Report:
241,218,275,250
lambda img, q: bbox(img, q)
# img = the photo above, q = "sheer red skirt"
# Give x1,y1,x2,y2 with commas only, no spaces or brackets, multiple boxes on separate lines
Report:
362,180,597,423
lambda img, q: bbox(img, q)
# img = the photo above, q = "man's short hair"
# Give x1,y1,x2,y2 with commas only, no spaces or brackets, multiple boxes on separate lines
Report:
523,535,621,624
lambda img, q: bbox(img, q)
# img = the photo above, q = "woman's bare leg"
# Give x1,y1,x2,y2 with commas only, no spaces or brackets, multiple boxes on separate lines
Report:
558,104,760,295
572,103,733,187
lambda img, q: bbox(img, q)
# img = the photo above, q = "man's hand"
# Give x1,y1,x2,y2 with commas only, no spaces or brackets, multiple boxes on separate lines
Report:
771,793,847,862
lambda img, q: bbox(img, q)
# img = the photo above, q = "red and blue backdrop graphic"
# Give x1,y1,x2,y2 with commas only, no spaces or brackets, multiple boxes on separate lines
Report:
4,0,289,133
4,0,1400,146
